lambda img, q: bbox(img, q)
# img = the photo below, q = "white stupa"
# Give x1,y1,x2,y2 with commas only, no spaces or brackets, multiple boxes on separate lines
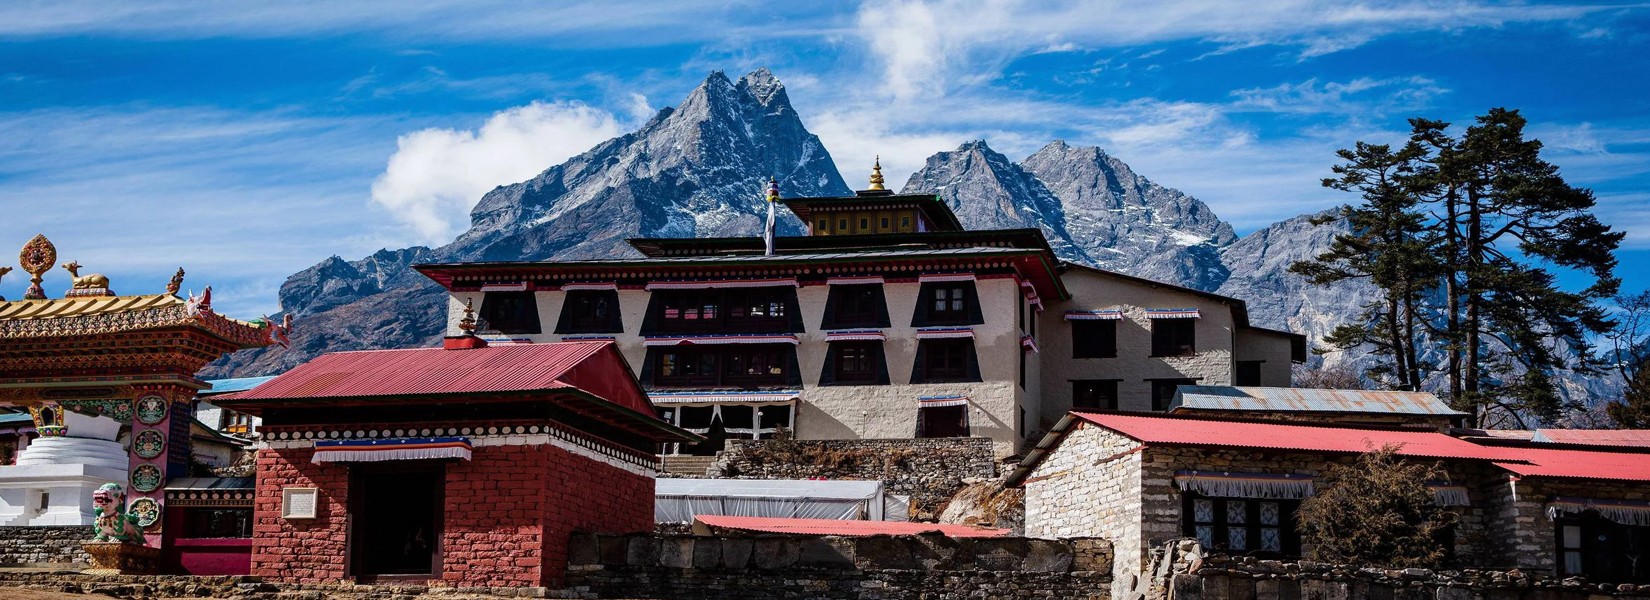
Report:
0,409,127,525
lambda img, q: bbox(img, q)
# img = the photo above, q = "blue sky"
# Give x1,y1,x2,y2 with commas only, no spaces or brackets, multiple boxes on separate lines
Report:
0,1,1646,317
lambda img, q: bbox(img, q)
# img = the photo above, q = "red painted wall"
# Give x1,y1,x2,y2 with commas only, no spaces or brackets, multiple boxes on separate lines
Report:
250,439,654,588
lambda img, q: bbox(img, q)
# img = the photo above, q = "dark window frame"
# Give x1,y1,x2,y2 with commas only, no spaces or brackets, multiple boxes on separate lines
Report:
1181,491,1302,558
911,281,984,327
821,284,891,330
554,290,623,334
1151,318,1196,357
642,287,803,335
1236,360,1264,386
1555,512,1650,582
1072,380,1121,410
642,344,802,389
1072,319,1118,359
820,341,890,386
916,404,969,438
477,291,541,335
911,338,981,383
1150,378,1197,411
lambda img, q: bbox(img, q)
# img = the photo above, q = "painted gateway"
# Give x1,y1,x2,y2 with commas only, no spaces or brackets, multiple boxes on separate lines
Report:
414,167,1305,457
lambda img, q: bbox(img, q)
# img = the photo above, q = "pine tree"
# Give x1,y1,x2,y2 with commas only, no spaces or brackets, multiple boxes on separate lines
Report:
1606,291,1650,428
1296,447,1456,568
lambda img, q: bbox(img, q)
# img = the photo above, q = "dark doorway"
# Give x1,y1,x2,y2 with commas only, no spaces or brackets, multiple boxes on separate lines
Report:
916,404,969,438
1557,512,1650,583
350,463,444,580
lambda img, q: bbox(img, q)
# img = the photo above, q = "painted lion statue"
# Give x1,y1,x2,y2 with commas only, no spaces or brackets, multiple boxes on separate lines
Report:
91,483,142,543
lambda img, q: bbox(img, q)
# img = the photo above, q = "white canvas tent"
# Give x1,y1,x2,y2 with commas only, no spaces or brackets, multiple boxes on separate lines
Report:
655,478,909,523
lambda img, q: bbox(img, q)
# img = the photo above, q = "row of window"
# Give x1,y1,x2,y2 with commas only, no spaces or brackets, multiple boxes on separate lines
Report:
1070,319,1196,359
471,282,986,336
644,339,981,388
1072,378,1197,411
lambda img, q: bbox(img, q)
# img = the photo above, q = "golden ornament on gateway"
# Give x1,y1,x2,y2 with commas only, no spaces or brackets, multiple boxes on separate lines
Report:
18,233,55,300
62,260,115,297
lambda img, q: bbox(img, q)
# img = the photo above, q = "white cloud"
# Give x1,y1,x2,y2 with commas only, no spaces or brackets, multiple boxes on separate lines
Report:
1229,76,1449,114
369,101,625,242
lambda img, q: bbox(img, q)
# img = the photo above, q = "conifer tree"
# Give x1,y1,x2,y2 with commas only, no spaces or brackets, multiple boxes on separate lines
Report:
1606,291,1650,428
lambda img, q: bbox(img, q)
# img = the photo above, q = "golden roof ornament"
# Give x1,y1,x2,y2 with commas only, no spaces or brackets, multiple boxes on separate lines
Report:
18,234,56,300
868,155,886,191
0,266,10,301
62,261,114,297
167,268,185,296
458,298,477,334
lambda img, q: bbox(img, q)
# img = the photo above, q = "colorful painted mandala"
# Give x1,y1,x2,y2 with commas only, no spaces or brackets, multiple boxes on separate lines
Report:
133,430,165,460
130,464,163,493
135,395,168,425
128,498,160,528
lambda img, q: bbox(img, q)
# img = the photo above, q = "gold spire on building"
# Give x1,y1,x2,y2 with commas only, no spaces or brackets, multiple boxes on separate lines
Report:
458,298,477,334
18,234,56,300
868,156,886,191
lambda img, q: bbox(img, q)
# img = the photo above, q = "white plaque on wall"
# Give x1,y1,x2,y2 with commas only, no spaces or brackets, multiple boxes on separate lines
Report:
281,487,318,519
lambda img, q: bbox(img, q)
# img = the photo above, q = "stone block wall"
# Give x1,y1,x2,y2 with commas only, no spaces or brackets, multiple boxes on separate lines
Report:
1023,424,1145,599
708,437,997,519
563,532,1113,599
1484,477,1650,575
0,525,92,565
1171,555,1650,600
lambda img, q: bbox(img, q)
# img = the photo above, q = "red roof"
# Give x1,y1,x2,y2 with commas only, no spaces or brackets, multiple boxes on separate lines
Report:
693,515,1010,538
1069,412,1514,461
1493,446,1650,482
1532,429,1650,448
221,342,692,441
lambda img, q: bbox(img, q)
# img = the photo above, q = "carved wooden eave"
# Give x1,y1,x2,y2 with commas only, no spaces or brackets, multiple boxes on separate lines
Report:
0,293,273,384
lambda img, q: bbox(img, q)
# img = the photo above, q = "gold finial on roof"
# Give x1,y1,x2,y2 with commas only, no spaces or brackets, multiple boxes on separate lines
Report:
868,155,886,191
167,268,185,296
458,298,477,334
18,234,55,300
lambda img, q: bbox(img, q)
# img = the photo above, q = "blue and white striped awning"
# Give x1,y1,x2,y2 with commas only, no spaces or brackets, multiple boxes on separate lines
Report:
645,278,798,290
649,391,800,405
827,276,884,285
1146,308,1200,319
825,330,886,342
312,437,472,464
915,327,973,339
1065,310,1123,321
918,273,976,283
1174,470,1313,499
918,396,969,408
479,282,530,292
644,334,800,346
559,282,618,291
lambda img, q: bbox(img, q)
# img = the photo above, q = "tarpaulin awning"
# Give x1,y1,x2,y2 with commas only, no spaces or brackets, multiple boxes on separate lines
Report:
1173,470,1314,499
919,396,969,408
312,437,472,463
479,282,530,292
694,515,1009,538
1547,497,1650,526
1146,308,1201,319
643,334,799,346
649,391,800,405
657,478,897,523
827,276,884,285
646,278,798,290
826,330,887,341
918,273,977,283
1065,310,1124,321
1429,483,1471,506
559,282,617,291
914,327,973,339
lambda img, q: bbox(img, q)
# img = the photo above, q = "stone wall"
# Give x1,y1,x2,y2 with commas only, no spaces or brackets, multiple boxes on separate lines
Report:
563,532,1112,599
0,525,91,566
708,437,997,519
1484,476,1650,574
1024,423,1144,598
1170,554,1650,600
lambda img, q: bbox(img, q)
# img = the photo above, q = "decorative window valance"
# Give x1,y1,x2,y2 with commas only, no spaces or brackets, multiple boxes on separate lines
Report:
559,335,617,341
649,391,800,406
1065,310,1123,321
826,330,887,342
560,282,618,291
918,273,977,283
1546,496,1650,526
646,278,798,290
914,327,974,340
1173,470,1314,499
480,282,530,292
918,396,969,408
312,437,472,464
1021,335,1039,354
1146,308,1201,319
827,276,884,285
643,334,800,346
1428,483,1471,507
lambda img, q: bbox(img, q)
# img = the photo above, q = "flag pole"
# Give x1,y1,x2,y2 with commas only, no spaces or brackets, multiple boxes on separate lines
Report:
764,177,779,256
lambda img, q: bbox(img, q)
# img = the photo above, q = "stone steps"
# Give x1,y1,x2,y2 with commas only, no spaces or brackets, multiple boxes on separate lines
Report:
658,455,718,477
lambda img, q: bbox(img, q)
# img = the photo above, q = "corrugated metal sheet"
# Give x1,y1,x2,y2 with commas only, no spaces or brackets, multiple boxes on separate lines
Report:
1071,412,1512,461
200,376,277,396
232,342,606,403
1171,386,1463,416
1531,429,1650,448
694,515,1009,538
1494,447,1650,482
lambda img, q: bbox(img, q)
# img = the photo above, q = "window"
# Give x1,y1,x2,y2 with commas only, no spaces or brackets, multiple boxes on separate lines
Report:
1073,380,1120,410
900,215,912,230
912,338,979,383
1018,347,1027,389
817,218,830,233
1151,318,1196,356
911,281,983,326
477,291,541,334
1183,492,1301,557
821,285,889,329
821,341,888,386
1072,320,1118,358
839,218,850,231
183,508,253,538
555,290,622,333
1236,361,1263,386
916,404,969,438
647,287,799,334
1150,379,1195,411
858,217,870,231
647,345,799,388
1556,512,1650,582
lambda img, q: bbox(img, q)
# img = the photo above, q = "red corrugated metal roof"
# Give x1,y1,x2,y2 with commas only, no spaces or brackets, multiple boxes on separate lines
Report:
231,342,651,413
1494,447,1650,482
694,515,1010,538
1070,412,1515,461
1532,429,1650,448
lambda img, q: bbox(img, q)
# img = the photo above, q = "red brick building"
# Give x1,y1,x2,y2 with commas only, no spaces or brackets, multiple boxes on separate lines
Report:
215,340,695,587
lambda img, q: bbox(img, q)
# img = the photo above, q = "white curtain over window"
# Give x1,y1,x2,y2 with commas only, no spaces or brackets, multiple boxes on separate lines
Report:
1173,470,1313,499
